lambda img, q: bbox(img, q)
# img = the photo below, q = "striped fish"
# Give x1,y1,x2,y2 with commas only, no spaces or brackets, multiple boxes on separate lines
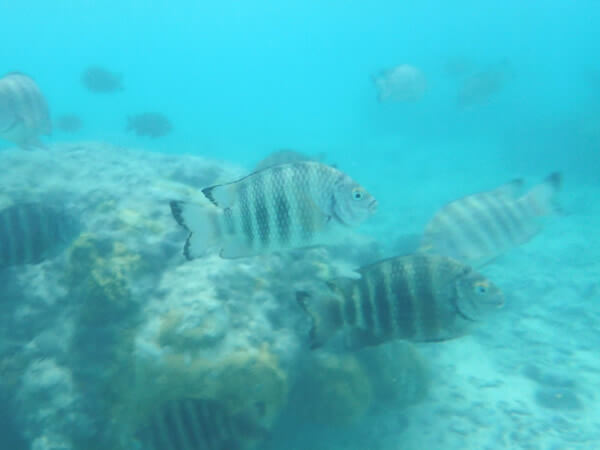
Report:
297,254,503,350
0,203,79,268
0,72,51,149
419,172,562,266
136,398,266,450
170,162,377,259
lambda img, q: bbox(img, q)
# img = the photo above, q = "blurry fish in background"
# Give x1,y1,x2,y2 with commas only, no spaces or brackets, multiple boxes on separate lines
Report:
0,72,51,150
297,254,503,350
456,59,514,107
81,65,123,93
254,149,329,170
136,398,267,450
0,202,80,268
56,114,83,133
443,56,476,80
419,173,562,266
373,64,427,102
126,112,172,138
170,161,377,259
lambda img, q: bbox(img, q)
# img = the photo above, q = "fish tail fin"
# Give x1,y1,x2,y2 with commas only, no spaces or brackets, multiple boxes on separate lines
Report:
523,172,562,216
169,200,219,260
296,291,340,349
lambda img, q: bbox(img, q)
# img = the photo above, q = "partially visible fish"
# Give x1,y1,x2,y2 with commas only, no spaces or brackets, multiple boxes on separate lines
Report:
0,202,80,268
297,254,503,350
81,66,123,93
170,161,377,259
127,112,172,138
373,64,427,102
136,398,267,450
56,114,83,133
457,59,513,107
0,72,51,149
419,173,562,266
255,149,327,171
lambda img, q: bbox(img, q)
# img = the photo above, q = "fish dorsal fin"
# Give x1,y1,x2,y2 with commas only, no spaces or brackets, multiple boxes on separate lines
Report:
493,178,524,198
201,182,238,208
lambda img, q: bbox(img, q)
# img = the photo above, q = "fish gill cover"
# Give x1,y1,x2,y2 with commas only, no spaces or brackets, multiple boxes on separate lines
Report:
0,1,600,450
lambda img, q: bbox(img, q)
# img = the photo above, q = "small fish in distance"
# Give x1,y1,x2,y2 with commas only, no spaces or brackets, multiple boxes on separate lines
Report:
170,161,377,259
81,65,123,93
373,64,427,102
126,112,172,138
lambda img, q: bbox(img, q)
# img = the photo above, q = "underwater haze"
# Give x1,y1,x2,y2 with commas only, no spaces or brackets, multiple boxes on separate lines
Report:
2,1,600,449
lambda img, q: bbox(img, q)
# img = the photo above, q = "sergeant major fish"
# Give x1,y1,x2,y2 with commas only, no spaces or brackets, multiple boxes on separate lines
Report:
0,202,80,268
136,397,267,450
297,254,503,350
419,172,562,266
170,161,377,259
0,72,51,149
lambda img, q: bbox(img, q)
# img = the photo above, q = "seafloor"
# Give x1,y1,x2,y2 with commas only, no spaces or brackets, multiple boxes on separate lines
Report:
0,142,598,450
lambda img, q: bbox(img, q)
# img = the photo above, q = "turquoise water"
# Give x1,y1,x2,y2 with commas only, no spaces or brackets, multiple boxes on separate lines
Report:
2,1,600,449
3,1,599,175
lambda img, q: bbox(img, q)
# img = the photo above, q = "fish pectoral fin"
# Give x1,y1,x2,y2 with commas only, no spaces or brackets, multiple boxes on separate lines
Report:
201,182,238,208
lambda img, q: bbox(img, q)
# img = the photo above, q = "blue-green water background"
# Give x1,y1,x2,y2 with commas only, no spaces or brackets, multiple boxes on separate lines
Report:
3,0,599,192
2,2,600,448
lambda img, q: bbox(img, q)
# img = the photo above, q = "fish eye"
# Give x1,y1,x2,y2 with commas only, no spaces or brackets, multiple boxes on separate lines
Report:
352,188,364,200
474,281,489,294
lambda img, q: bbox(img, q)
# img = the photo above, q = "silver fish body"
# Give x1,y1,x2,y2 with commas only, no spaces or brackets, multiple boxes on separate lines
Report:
297,254,503,350
170,161,377,259
373,64,427,102
0,203,79,268
420,173,561,266
0,72,51,149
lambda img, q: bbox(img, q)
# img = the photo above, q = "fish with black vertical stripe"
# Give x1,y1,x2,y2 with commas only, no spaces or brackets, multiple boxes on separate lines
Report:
419,172,562,266
169,161,377,259
136,397,267,450
296,254,503,350
0,202,80,268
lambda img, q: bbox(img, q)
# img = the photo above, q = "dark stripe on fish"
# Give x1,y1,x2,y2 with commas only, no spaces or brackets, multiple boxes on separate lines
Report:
252,172,270,247
372,266,393,335
23,205,42,264
209,211,222,240
481,195,516,243
390,259,416,338
414,255,438,339
465,197,503,250
296,165,316,241
238,183,254,248
358,276,375,330
184,400,208,447
271,167,291,244
343,288,357,326
447,203,492,255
